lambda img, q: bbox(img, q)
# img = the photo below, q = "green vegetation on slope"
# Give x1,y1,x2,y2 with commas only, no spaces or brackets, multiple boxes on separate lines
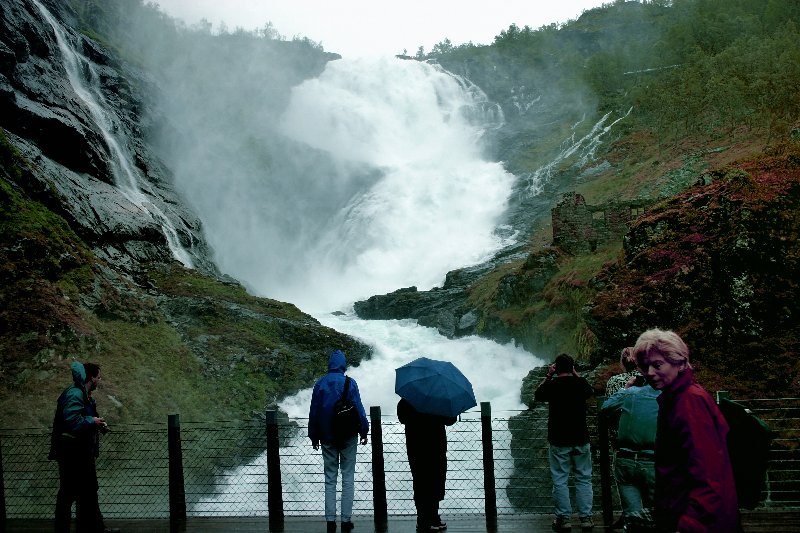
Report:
467,243,622,360
427,0,800,168
145,264,370,406
0,127,369,427
0,135,210,426
1,129,100,425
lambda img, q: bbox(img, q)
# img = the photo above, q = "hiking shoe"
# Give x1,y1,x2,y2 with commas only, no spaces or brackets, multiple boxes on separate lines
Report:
580,516,594,531
431,515,447,530
327,521,336,533
341,521,354,532
552,516,571,531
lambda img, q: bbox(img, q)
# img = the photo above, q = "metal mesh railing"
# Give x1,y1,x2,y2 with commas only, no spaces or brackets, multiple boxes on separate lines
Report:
2,399,799,519
1,423,169,518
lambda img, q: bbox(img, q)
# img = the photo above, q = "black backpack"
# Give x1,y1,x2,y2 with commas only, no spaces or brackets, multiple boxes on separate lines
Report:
332,376,361,449
718,398,775,509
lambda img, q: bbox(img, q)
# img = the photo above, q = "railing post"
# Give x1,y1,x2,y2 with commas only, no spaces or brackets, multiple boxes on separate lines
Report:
167,415,186,524
481,402,497,529
168,414,187,528
370,406,388,532
266,409,285,532
1,435,6,527
597,399,613,528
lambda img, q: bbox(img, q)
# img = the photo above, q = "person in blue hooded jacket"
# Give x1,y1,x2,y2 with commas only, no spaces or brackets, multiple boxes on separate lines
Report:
308,350,369,533
49,361,118,533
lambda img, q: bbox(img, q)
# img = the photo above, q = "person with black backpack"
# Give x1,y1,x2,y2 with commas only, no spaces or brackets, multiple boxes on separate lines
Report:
308,349,369,533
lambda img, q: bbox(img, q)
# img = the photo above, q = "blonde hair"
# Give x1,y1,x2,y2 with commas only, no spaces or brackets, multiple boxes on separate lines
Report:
633,328,692,370
620,346,638,372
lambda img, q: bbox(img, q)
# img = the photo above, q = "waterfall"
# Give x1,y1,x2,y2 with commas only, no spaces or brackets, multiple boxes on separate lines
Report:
167,57,514,313
157,54,545,514
32,0,194,267
522,108,632,196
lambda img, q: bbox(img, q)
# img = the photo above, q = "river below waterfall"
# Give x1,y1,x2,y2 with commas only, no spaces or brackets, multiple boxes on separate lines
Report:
194,313,543,516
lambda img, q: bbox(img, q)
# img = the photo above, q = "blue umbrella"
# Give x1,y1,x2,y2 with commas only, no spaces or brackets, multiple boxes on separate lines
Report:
395,357,477,417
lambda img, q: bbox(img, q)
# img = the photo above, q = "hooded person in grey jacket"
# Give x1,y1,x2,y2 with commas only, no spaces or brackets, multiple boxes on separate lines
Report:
49,361,117,533
308,350,369,533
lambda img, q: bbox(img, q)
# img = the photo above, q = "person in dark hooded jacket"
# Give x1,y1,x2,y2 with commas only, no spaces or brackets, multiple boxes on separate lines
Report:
308,350,369,533
397,398,457,532
49,361,117,533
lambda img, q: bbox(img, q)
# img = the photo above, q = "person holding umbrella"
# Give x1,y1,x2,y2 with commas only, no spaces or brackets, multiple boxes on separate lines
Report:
395,357,477,532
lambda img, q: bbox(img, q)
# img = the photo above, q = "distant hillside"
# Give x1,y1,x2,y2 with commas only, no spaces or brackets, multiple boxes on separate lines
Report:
358,0,800,397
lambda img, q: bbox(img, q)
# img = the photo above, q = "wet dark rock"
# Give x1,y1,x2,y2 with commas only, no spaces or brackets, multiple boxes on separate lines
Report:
354,244,560,347
0,0,215,274
354,284,475,339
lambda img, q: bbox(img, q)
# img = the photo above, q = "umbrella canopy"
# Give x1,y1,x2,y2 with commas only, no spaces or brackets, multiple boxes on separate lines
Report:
395,357,477,418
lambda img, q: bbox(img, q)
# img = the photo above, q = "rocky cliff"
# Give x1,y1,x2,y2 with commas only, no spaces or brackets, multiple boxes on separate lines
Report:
1,0,214,272
586,154,800,396
0,0,370,426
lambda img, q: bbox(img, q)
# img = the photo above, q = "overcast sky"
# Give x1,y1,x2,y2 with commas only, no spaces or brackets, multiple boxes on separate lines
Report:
153,0,610,58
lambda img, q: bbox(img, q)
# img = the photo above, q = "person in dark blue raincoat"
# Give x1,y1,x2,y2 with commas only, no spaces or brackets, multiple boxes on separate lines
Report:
49,361,117,533
397,398,457,532
308,350,369,533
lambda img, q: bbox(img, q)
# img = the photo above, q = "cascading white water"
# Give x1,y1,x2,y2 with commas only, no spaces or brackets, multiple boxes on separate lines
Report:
197,315,539,516
522,109,632,195
163,55,545,515
170,57,514,313
32,0,193,267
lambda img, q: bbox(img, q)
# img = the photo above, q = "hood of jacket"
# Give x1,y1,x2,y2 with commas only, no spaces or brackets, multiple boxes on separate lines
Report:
328,350,347,374
71,361,86,388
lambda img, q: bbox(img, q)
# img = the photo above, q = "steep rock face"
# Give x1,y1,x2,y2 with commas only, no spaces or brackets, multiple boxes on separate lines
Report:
0,0,372,426
0,0,214,273
586,155,800,396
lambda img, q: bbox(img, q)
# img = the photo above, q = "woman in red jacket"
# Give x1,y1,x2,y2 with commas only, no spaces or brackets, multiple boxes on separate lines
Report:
633,329,740,533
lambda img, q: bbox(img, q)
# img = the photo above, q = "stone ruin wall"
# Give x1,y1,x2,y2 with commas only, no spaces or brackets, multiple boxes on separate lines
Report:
551,192,652,253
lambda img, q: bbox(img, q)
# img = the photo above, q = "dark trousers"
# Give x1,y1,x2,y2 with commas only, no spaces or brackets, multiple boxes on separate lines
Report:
413,492,439,528
411,468,443,527
55,449,104,533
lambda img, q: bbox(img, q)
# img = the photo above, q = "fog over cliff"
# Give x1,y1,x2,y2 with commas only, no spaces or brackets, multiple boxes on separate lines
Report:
120,21,515,312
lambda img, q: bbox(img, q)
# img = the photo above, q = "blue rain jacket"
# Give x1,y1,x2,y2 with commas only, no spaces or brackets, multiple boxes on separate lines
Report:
308,350,369,445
